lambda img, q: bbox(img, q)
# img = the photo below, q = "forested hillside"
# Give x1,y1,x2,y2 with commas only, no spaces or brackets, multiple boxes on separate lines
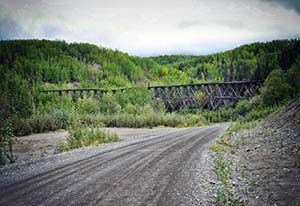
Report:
0,39,191,90
150,39,300,81
1,39,300,92
1,39,300,122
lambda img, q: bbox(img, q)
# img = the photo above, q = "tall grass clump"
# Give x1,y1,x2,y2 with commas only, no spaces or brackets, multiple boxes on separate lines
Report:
58,127,119,152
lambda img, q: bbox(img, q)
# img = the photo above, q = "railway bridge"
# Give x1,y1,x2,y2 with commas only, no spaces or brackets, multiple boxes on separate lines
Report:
41,81,263,111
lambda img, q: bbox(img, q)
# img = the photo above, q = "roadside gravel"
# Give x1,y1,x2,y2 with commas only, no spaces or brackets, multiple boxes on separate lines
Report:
0,125,227,206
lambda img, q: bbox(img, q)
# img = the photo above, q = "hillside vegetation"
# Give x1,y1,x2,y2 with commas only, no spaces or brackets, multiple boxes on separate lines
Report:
151,39,300,81
1,39,300,165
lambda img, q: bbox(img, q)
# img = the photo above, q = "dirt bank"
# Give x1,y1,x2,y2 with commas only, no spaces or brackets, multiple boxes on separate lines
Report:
228,99,300,205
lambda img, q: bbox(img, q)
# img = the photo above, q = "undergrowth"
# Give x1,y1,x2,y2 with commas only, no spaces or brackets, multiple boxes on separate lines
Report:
210,121,258,206
58,127,119,152
0,120,16,166
10,99,281,137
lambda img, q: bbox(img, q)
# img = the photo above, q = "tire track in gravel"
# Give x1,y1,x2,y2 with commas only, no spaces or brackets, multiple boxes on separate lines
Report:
0,125,226,206
93,128,222,206
0,128,199,205
0,128,184,192
92,128,219,206
86,128,214,205
32,128,206,205
0,129,177,187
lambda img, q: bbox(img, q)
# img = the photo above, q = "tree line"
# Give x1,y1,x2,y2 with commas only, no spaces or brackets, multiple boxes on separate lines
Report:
150,39,300,82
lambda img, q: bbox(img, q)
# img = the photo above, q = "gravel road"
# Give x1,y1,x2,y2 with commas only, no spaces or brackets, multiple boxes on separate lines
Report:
0,125,226,206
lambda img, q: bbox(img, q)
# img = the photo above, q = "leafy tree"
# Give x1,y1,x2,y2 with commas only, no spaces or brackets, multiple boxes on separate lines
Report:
287,58,300,96
261,69,292,105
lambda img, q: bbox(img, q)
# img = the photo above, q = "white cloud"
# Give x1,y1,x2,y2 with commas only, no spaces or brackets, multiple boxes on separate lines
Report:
1,0,300,56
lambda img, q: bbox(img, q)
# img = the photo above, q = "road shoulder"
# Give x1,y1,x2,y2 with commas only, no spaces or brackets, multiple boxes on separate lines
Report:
210,99,300,205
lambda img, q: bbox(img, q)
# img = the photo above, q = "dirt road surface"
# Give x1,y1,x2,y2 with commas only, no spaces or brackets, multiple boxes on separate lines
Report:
0,125,226,206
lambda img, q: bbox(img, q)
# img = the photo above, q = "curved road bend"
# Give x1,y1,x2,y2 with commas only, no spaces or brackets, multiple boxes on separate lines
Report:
0,125,226,206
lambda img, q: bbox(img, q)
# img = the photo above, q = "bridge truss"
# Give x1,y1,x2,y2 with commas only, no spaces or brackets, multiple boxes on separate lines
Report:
41,81,262,111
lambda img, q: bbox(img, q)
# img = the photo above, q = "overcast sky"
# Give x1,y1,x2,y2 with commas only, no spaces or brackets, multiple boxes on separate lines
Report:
0,0,300,56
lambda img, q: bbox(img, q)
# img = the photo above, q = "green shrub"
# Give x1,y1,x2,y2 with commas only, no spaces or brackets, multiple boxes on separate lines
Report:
77,97,99,114
261,69,292,105
76,114,104,128
191,92,208,108
235,100,253,116
29,113,70,134
201,107,238,123
151,99,166,112
36,93,75,115
0,120,16,166
11,117,32,136
58,127,119,152
287,58,300,96
143,104,155,115
242,105,280,122
115,87,152,108
100,92,120,115
11,111,72,136
125,103,138,115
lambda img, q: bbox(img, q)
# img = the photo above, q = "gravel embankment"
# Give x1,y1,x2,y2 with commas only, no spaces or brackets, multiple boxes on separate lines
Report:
228,99,300,205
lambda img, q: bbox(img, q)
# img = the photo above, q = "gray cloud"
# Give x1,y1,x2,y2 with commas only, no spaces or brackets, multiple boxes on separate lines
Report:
263,0,300,14
0,7,25,39
0,17,22,39
41,25,64,39
0,0,300,56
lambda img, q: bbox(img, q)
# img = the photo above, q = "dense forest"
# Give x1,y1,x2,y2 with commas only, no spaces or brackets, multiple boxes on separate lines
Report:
1,39,300,90
1,39,300,120
150,39,300,82
0,39,192,90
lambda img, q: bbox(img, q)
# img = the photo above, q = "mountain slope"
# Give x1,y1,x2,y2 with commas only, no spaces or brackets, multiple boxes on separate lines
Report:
150,39,300,81
0,39,192,90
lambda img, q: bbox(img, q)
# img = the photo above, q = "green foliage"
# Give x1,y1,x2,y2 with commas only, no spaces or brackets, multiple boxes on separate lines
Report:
242,105,280,122
12,112,71,136
58,127,119,152
99,92,121,115
36,93,75,114
235,100,253,116
0,120,16,166
211,132,248,206
201,107,239,122
228,121,257,133
191,92,208,108
0,71,33,120
125,103,138,115
151,39,300,82
287,58,300,96
114,87,152,108
89,113,206,128
0,39,196,94
199,99,280,123
213,152,232,183
261,69,292,105
77,98,99,114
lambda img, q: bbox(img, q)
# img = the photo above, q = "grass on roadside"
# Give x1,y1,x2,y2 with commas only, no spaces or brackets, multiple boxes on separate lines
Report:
210,122,255,206
57,127,120,152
